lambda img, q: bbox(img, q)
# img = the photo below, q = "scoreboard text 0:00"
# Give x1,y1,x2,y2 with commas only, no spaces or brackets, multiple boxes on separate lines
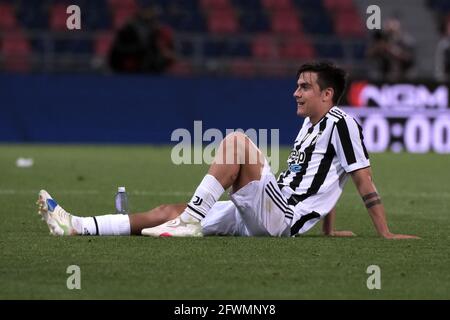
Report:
342,110,450,154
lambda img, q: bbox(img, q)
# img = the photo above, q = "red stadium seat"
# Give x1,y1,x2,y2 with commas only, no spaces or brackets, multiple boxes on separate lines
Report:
107,0,137,10
167,60,193,76
1,31,31,72
112,7,137,29
333,10,365,37
108,0,137,29
94,32,114,57
323,0,354,11
229,59,256,77
0,4,18,30
270,11,302,34
261,0,293,10
279,36,315,59
50,3,69,31
207,10,239,34
251,34,278,59
158,25,174,48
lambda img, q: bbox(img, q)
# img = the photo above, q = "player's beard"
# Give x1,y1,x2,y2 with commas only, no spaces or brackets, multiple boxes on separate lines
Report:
297,103,307,117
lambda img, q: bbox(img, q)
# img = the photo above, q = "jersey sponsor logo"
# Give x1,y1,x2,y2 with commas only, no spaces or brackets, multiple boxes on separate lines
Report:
288,164,302,173
286,149,307,173
287,150,305,164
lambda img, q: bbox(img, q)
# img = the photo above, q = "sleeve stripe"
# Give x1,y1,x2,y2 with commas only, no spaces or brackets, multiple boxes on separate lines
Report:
355,119,369,160
336,118,357,165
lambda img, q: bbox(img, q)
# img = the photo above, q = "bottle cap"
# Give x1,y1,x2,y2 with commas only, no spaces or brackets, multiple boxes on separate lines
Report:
118,187,126,192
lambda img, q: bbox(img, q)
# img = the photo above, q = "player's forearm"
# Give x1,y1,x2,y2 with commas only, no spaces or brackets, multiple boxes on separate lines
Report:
352,170,391,237
322,208,356,237
366,203,391,237
322,208,336,235
359,185,392,237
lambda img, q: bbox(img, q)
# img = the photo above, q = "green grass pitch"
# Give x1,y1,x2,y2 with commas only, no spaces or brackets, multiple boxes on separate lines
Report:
0,144,449,299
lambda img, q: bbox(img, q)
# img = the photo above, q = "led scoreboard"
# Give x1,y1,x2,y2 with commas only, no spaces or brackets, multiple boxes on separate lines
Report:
342,81,450,153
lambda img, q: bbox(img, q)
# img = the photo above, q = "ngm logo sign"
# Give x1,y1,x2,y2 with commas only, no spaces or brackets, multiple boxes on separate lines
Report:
347,81,448,111
342,81,450,154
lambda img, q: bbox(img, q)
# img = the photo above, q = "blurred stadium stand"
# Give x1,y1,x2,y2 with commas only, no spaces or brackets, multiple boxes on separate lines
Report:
0,0,442,78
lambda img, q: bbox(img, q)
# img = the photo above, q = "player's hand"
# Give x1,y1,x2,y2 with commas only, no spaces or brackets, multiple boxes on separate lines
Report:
382,233,420,239
326,230,357,237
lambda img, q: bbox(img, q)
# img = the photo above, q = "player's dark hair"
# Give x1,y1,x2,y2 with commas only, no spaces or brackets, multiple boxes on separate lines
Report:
296,62,348,105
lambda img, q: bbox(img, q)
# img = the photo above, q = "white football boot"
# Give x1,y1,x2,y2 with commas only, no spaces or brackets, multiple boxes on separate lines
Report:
36,190,77,236
141,215,203,237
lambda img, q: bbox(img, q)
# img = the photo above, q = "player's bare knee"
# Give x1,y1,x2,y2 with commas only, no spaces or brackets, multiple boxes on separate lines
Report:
224,131,247,140
223,132,254,164
224,132,249,149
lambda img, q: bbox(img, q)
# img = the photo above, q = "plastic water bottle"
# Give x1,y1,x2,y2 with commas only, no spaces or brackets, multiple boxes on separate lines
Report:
115,187,129,214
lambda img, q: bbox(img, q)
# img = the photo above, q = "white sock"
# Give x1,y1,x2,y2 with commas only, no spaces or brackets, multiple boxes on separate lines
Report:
73,215,131,236
71,216,84,235
181,174,225,221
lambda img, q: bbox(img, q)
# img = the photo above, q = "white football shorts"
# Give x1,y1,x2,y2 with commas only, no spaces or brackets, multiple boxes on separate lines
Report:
201,161,293,237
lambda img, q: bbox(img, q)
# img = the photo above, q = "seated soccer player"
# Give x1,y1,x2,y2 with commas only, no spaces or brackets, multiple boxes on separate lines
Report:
37,62,419,239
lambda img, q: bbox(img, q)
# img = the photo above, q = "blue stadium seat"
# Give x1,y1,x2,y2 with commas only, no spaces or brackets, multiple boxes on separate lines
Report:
179,39,194,56
204,39,250,57
204,39,225,57
137,0,158,7
238,11,270,32
301,11,333,34
83,0,111,30
292,0,324,10
428,0,450,11
161,0,205,32
30,36,46,55
232,0,268,32
138,0,171,11
17,1,48,29
167,0,201,11
314,41,343,59
54,37,93,54
293,0,334,35
226,39,251,57
231,0,261,10
167,11,206,32
350,41,366,60
45,0,86,7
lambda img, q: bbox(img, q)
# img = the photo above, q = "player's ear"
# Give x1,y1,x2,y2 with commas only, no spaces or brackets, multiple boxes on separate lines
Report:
322,87,334,102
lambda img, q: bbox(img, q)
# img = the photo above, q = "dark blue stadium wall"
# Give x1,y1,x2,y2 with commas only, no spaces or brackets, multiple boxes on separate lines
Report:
0,74,303,145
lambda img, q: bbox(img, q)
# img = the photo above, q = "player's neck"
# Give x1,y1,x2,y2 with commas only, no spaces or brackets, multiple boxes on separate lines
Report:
310,105,334,125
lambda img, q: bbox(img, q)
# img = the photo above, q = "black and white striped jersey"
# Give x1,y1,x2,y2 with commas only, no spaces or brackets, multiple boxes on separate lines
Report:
277,106,370,235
